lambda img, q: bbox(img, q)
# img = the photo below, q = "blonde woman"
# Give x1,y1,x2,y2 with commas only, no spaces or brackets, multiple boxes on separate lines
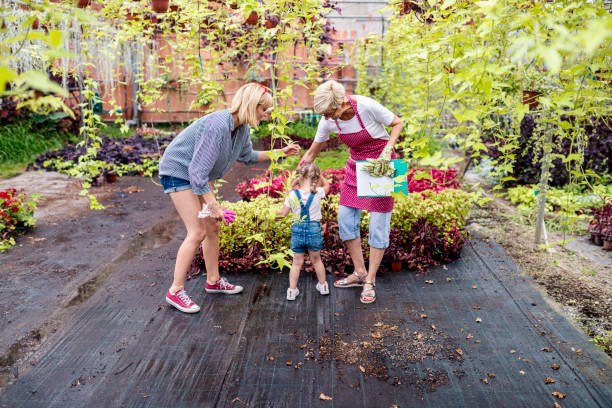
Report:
159,83,300,313
300,80,404,304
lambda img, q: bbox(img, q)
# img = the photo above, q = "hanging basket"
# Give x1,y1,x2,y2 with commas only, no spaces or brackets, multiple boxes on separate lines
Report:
151,0,169,13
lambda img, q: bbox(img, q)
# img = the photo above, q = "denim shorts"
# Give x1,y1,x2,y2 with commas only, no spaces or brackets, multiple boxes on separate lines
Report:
160,175,192,194
338,205,392,249
290,221,323,254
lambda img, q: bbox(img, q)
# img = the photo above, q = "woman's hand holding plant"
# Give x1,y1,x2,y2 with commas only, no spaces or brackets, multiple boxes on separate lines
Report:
281,144,301,157
363,145,395,177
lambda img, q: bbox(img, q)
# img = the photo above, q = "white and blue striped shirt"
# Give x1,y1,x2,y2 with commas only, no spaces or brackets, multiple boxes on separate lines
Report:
158,110,260,195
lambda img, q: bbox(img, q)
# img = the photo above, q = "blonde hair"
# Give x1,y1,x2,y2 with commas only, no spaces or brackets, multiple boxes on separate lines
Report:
292,162,321,194
313,80,345,114
229,83,273,128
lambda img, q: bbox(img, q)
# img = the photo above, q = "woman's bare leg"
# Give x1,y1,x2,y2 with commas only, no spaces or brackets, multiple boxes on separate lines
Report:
345,237,368,279
202,215,221,284
169,189,206,294
366,247,385,282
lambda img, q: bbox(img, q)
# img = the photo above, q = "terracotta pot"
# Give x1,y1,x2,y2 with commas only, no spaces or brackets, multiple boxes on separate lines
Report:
151,0,169,13
604,240,612,251
391,261,402,272
126,12,141,21
105,173,118,183
522,90,541,110
245,11,258,25
76,0,91,8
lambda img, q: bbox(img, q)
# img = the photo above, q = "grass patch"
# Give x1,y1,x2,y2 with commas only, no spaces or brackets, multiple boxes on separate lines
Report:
278,145,349,172
0,121,76,179
99,123,136,139
252,120,318,141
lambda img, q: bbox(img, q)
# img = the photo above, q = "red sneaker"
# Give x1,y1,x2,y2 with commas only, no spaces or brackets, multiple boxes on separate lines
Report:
166,288,200,313
205,277,243,294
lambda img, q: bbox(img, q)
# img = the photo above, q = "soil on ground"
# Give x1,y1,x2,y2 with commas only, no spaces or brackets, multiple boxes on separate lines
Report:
468,196,612,356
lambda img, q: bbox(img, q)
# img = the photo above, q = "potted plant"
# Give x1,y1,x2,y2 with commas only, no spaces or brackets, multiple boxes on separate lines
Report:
588,201,611,247
387,230,408,272
264,14,279,29
599,203,612,250
104,169,118,183
588,215,602,244
603,222,612,251
522,89,542,110
521,67,551,110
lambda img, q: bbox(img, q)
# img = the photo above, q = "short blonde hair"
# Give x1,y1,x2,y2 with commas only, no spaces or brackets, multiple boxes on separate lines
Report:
229,83,273,128
313,80,345,114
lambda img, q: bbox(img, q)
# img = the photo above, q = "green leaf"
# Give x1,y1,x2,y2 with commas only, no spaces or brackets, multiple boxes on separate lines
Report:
539,47,562,74
18,71,66,95
0,66,18,94
48,29,63,48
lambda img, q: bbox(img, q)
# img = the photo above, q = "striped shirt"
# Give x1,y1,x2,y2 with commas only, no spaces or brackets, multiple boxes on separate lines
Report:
158,110,260,195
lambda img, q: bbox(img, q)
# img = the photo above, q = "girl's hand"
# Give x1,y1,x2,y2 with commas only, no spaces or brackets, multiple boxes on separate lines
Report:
282,144,301,157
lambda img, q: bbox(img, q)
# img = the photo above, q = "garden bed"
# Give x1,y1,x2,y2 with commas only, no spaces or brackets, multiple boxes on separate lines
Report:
191,168,474,277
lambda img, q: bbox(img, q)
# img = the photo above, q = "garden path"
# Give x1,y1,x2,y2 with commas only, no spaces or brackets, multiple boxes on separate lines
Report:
0,176,611,407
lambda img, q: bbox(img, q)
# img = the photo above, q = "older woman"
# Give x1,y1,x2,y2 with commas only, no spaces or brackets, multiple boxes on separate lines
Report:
300,80,403,304
159,83,300,313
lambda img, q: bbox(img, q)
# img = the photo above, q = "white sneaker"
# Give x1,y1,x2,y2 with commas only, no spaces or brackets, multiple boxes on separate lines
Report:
287,287,300,300
316,281,329,295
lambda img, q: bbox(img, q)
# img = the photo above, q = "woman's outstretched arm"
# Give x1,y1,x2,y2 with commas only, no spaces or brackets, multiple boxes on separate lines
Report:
300,140,324,164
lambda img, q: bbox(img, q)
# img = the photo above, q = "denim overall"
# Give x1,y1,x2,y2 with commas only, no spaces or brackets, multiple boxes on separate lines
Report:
289,190,323,254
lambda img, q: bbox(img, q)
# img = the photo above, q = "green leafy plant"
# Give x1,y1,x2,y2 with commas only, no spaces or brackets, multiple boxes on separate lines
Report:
210,182,477,273
590,331,612,356
506,184,612,234
356,0,612,244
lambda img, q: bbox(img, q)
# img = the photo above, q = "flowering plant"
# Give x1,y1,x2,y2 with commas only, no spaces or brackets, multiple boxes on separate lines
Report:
406,168,460,194
235,170,291,200
1,188,38,251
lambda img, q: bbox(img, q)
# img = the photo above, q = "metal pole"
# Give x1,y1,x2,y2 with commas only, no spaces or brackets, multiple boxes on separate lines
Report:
130,41,140,126
535,121,552,248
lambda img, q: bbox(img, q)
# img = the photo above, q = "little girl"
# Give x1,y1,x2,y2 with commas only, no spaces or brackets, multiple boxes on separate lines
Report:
276,162,331,300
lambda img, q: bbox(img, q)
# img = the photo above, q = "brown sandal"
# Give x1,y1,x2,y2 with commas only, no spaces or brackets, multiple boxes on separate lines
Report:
360,281,376,304
334,272,366,288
